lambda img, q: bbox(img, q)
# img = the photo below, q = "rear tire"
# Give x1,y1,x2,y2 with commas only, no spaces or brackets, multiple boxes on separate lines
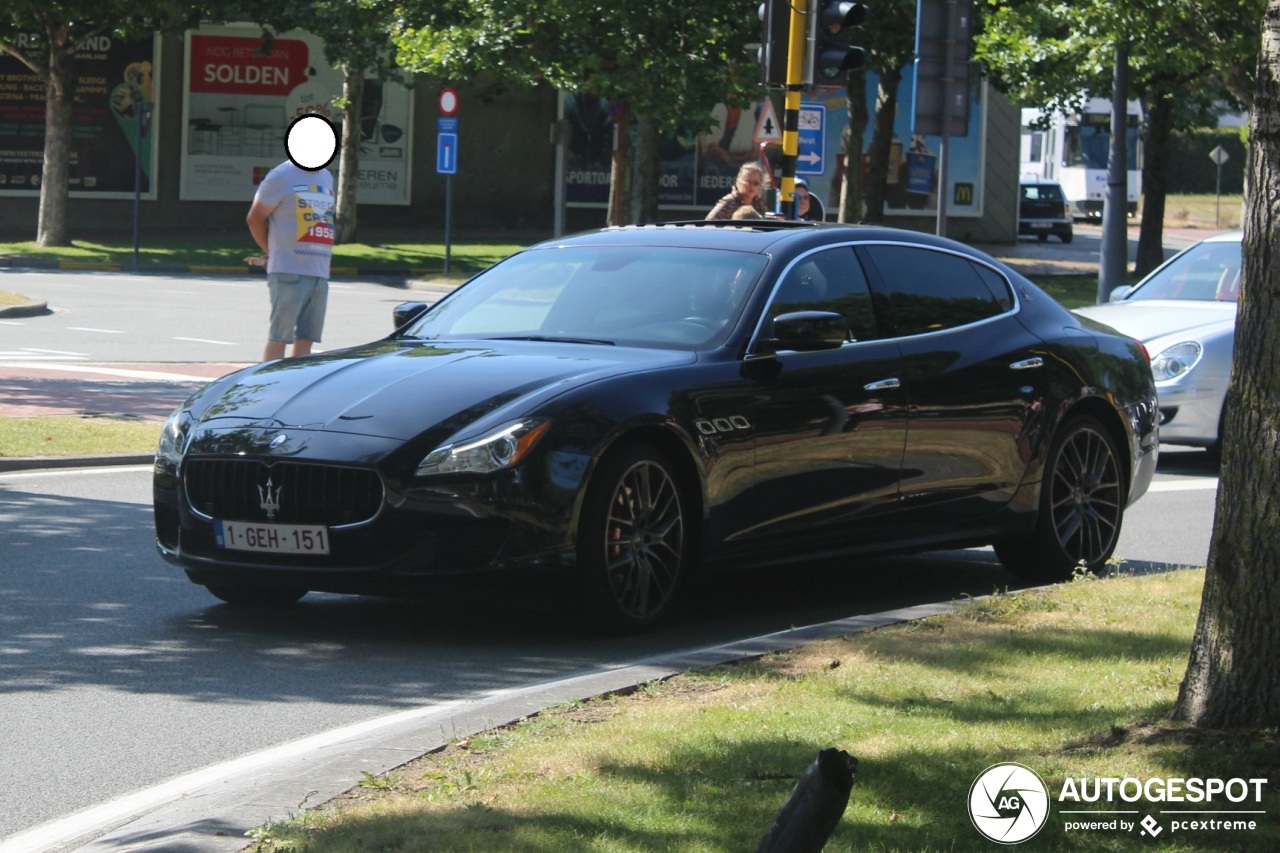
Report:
576,444,692,633
996,416,1125,581
204,583,307,606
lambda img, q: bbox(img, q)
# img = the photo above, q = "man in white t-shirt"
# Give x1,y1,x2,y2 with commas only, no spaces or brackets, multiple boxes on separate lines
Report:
246,115,338,361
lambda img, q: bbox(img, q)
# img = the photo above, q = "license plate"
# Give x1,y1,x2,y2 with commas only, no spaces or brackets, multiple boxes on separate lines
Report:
1030,221,1052,229
215,520,330,555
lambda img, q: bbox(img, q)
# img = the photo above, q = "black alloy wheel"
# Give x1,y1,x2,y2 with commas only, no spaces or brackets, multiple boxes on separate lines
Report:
204,583,307,606
577,444,690,632
997,417,1125,580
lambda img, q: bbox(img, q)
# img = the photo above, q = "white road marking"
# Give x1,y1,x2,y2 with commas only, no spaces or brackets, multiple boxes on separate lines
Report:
1146,480,1218,493
67,327,124,334
0,353,88,361
172,337,237,345
21,348,87,356
0,362,219,381
0,696,475,853
0,465,153,481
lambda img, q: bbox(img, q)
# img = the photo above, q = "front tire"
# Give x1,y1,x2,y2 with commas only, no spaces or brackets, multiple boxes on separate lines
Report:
204,583,307,606
576,444,692,632
996,417,1125,581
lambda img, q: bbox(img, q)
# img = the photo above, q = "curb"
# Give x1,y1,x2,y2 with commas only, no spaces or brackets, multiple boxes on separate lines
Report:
0,299,50,318
0,454,153,473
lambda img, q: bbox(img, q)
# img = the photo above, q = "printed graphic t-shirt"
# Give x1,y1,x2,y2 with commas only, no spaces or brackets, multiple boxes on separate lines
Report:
254,161,335,278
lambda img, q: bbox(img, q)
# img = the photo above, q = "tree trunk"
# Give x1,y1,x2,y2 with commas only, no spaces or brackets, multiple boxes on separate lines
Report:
838,68,868,224
635,113,660,225
334,68,363,244
37,35,75,247
607,109,633,226
1172,0,1280,728
863,65,902,224
1135,94,1173,278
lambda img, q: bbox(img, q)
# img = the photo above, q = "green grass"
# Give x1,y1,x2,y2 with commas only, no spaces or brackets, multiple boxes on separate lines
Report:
0,416,159,458
1036,274,1128,309
0,236,524,274
243,569,1279,852
1162,193,1243,230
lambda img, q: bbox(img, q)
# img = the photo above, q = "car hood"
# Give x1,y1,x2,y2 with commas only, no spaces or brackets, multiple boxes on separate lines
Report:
1072,301,1236,343
187,339,693,440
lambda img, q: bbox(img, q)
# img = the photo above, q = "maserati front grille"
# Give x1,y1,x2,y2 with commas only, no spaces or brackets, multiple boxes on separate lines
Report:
184,458,384,527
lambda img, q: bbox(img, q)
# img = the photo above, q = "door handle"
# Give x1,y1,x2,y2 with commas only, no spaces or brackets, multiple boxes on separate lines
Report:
1010,357,1044,370
863,378,901,391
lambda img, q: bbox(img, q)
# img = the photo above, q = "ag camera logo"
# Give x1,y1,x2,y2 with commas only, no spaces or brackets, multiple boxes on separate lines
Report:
969,762,1051,844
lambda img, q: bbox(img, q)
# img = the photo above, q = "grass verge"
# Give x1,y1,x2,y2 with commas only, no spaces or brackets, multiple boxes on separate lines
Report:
0,236,525,274
243,569,1279,853
0,416,159,458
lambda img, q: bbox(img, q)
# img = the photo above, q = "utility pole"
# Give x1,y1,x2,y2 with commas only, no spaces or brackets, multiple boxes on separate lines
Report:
1098,45,1130,303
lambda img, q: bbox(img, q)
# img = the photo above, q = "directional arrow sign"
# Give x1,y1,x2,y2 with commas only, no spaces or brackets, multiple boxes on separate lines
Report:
796,105,825,175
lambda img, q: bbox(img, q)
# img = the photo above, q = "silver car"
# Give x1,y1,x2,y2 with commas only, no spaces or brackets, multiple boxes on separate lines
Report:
1075,231,1241,455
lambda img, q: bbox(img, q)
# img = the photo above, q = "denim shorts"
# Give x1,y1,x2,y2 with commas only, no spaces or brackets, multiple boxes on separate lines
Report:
267,273,328,343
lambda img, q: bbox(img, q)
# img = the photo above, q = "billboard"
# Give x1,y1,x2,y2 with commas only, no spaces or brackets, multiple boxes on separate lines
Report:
562,67,986,219
181,24,412,204
0,34,160,199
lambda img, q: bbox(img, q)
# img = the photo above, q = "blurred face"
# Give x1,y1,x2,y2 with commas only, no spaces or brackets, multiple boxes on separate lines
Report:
737,169,763,202
796,186,811,216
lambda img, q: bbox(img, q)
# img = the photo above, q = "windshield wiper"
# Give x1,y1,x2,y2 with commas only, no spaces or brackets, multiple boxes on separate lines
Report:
490,335,616,346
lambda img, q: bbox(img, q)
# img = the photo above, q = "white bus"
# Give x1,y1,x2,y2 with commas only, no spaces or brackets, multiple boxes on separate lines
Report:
1020,98,1142,219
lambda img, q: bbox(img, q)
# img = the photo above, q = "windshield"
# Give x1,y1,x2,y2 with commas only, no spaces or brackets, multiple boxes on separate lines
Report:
402,246,767,349
1125,239,1241,303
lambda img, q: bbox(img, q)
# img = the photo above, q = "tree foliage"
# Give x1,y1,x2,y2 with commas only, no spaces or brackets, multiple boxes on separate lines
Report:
394,1,759,223
975,0,1263,275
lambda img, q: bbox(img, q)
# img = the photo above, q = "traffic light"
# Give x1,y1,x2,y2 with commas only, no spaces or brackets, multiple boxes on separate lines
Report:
758,0,790,88
808,1,868,82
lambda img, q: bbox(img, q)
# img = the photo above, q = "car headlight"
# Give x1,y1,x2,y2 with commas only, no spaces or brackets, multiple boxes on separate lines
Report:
416,419,551,476
155,408,192,471
1150,341,1203,382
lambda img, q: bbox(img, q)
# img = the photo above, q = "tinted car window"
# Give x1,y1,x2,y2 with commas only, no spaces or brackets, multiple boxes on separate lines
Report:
1021,183,1064,202
405,246,767,348
767,247,878,341
862,245,1009,337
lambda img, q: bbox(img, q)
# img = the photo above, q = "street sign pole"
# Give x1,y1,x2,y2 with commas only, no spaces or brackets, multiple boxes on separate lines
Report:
1209,145,1230,227
437,89,460,274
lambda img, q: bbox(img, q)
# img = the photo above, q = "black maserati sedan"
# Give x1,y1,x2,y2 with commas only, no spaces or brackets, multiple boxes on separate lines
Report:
154,221,1159,631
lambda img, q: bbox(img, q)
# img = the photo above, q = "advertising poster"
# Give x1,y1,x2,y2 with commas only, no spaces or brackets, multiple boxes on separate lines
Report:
562,67,985,219
562,93,768,213
0,34,159,199
803,69,986,220
181,24,412,204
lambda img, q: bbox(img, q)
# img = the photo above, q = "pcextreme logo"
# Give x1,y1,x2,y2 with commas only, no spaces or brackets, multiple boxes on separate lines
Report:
967,763,1270,844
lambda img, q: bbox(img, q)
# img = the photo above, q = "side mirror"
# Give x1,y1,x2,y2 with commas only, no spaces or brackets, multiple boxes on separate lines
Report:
393,301,429,330
1108,286,1133,303
759,311,848,354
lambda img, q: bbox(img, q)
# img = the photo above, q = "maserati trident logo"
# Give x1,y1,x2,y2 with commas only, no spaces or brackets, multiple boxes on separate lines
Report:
258,477,282,520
